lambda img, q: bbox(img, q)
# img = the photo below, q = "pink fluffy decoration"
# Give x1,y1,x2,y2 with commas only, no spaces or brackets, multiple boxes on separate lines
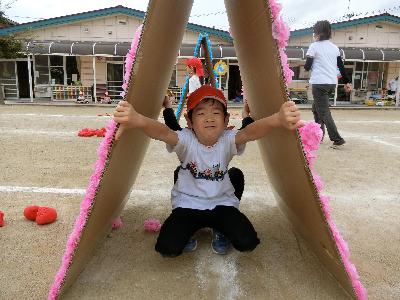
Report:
48,24,144,300
268,0,293,84
48,25,145,298
299,122,367,299
121,24,143,93
112,217,124,230
144,218,161,233
48,119,117,300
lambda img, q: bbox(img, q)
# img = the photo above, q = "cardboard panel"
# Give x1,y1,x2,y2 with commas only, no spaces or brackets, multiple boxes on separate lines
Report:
224,0,356,298
57,0,194,297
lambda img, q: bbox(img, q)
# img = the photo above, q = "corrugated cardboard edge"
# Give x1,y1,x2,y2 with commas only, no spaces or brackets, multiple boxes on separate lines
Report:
225,0,363,298
47,1,194,299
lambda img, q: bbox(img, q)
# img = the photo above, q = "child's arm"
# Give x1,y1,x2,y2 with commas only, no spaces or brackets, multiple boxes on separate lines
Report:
114,101,178,146
239,100,254,130
162,95,182,131
235,101,302,146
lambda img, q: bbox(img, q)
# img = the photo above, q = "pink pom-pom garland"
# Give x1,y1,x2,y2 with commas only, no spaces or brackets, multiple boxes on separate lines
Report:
268,0,293,85
298,122,367,299
122,24,143,93
144,218,161,233
48,119,117,300
112,217,124,230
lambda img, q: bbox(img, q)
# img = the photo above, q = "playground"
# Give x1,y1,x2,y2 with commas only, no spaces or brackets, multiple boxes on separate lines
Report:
0,105,399,299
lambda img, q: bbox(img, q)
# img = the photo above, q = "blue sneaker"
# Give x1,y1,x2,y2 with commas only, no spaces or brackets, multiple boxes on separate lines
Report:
183,237,197,252
211,230,230,255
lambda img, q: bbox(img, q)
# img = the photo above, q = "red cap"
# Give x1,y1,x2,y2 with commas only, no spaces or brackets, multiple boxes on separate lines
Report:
187,85,226,112
186,57,204,77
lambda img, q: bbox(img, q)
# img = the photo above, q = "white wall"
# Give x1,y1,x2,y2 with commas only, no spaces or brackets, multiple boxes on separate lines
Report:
16,15,230,45
289,22,400,48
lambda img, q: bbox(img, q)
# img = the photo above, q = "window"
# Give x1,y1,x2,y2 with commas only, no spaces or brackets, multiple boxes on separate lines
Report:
35,55,50,85
50,55,64,85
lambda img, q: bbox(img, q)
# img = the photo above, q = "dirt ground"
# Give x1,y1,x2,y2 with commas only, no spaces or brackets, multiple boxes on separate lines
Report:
0,104,399,300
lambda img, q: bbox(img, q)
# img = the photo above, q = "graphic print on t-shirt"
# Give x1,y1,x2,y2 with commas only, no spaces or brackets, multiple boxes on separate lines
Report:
182,161,227,181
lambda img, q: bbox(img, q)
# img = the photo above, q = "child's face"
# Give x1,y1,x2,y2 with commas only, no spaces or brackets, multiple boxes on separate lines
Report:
186,66,194,75
186,98,229,146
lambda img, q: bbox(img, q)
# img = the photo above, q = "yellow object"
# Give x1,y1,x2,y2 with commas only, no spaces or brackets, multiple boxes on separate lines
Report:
213,60,228,76
365,100,375,106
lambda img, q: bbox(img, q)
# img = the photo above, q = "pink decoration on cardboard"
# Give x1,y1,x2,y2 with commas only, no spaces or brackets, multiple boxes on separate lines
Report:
298,122,367,300
48,23,144,298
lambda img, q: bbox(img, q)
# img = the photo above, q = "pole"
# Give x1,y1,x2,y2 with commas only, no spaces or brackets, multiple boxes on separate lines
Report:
27,55,34,102
93,56,97,102
395,69,400,107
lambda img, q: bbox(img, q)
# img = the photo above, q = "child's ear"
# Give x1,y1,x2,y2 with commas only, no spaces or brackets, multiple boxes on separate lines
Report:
224,113,230,127
184,113,193,128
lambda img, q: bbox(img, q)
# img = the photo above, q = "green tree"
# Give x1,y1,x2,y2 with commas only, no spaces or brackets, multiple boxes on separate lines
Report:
0,0,22,59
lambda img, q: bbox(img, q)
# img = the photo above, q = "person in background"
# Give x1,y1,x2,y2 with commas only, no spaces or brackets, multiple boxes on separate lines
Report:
304,20,352,149
186,57,204,95
387,76,398,97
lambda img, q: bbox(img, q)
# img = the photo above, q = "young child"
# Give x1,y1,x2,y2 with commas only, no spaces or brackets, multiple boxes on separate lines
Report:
114,85,302,257
186,57,204,95
162,94,253,254
101,91,112,104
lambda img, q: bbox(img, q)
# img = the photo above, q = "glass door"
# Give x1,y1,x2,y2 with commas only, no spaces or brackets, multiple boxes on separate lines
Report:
0,61,18,99
107,60,124,101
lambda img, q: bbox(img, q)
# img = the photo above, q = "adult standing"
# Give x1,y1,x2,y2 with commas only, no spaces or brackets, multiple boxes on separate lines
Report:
387,76,398,97
304,20,351,149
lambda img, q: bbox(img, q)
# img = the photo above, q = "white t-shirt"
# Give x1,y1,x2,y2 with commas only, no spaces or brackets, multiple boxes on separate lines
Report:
188,75,201,94
388,79,397,92
306,40,340,84
166,128,245,210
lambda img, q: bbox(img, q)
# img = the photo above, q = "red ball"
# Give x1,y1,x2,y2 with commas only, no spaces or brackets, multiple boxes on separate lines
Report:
24,205,39,221
36,207,57,225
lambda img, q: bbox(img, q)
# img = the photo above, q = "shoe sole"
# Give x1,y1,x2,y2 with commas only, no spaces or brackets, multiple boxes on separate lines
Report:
183,241,197,253
211,247,229,255
211,241,230,255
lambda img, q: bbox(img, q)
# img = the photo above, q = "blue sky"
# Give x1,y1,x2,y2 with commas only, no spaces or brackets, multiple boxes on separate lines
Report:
3,0,400,30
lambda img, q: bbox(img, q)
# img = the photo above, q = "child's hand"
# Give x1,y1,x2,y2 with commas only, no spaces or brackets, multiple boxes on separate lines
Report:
276,101,302,130
162,95,173,108
114,101,141,140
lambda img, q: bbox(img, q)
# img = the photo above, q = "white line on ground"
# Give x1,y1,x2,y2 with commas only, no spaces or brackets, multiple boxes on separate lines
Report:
195,253,241,299
0,113,111,119
338,120,400,124
341,131,400,149
0,129,77,136
0,185,264,199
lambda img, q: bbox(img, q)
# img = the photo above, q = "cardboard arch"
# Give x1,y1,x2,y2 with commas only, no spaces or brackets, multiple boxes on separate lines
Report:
49,0,363,299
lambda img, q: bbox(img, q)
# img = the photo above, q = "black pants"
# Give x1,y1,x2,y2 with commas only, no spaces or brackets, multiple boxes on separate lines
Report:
312,84,344,143
155,206,260,257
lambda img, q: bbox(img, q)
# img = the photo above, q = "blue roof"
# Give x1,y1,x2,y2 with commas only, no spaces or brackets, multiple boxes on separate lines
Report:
291,13,400,38
0,5,232,41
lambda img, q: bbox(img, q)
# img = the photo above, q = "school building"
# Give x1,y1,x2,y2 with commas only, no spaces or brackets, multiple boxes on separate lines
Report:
0,5,399,105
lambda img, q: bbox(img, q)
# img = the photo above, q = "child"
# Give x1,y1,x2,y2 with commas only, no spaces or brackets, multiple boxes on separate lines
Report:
162,94,253,254
101,91,112,104
76,91,87,104
114,85,302,257
186,57,204,95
